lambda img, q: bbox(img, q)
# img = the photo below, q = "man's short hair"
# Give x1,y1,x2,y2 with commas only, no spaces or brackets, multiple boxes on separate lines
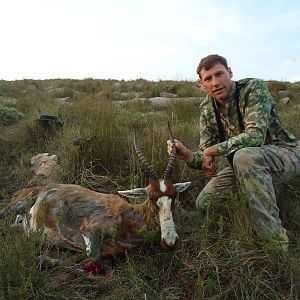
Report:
196,54,228,78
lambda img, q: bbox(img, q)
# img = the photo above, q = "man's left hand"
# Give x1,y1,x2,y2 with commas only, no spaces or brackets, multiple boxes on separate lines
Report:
202,154,217,176
202,146,219,177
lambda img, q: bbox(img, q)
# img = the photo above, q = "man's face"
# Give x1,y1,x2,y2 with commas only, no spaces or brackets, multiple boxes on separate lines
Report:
199,63,233,103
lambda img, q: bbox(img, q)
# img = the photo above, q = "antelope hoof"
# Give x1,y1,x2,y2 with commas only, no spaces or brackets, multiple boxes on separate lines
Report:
160,239,179,252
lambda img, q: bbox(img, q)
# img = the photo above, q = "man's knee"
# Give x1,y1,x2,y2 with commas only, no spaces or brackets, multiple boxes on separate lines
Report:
233,148,263,174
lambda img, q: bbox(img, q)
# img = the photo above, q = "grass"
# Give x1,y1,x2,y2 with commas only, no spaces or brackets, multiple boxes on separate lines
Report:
0,78,299,299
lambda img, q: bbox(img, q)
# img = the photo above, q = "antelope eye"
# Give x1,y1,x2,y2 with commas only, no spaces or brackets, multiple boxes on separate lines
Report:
149,192,159,203
149,196,158,203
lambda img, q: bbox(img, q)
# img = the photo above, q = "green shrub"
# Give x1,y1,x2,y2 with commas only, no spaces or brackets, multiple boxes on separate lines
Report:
0,105,23,125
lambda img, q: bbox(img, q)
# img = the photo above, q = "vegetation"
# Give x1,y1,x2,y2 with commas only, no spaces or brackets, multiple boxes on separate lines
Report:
0,106,23,126
0,78,299,299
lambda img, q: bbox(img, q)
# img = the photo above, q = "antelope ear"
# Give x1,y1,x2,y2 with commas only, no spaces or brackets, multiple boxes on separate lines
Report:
118,188,148,198
174,182,191,193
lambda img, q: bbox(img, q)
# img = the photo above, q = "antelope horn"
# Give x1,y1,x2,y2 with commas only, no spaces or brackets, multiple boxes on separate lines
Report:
133,129,158,183
164,121,176,180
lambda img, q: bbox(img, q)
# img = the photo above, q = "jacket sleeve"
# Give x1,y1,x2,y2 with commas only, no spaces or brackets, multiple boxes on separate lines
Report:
188,100,219,169
215,80,273,157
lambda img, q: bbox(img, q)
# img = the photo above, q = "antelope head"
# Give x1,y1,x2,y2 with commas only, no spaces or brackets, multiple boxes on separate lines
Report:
118,124,191,250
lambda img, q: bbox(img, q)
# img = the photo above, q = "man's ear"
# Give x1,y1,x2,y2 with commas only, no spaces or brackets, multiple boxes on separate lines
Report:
228,67,233,78
199,79,204,89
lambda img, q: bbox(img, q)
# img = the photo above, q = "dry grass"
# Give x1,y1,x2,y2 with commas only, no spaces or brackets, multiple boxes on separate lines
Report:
0,78,299,299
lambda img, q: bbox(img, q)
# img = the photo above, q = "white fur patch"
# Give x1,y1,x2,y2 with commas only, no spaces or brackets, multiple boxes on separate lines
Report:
156,196,178,247
82,234,92,256
29,190,48,232
159,180,167,192
11,215,30,236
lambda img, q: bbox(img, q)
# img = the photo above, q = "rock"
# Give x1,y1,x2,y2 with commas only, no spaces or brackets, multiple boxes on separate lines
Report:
280,97,290,104
46,87,64,93
148,97,173,105
159,92,177,98
113,97,201,107
37,114,63,133
31,153,58,177
148,97,200,106
56,97,71,104
278,90,289,98
113,92,143,100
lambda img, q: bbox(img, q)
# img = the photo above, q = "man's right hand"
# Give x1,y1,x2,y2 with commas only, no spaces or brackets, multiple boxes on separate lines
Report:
166,139,194,164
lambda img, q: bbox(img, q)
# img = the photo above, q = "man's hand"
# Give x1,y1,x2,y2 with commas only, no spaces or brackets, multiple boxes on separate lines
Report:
167,139,194,164
202,146,219,177
201,154,217,176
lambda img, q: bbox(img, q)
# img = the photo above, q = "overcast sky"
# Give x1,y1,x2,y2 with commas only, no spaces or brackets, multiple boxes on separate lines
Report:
0,0,299,82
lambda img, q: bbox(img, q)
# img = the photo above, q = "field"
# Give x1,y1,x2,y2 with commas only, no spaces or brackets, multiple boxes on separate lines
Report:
0,78,300,299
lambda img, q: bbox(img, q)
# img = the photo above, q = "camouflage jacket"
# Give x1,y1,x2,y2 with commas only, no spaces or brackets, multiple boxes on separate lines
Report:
190,78,298,169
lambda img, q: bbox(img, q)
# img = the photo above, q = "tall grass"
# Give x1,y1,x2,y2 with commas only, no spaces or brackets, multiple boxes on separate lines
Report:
0,216,49,299
0,78,299,299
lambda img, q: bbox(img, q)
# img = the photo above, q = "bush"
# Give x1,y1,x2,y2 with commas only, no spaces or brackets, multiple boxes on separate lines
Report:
0,105,23,125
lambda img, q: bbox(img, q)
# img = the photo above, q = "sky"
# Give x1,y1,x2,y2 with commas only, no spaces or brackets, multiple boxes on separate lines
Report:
0,0,299,82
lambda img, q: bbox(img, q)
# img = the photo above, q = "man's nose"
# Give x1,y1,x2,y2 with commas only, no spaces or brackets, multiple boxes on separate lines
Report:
212,76,220,86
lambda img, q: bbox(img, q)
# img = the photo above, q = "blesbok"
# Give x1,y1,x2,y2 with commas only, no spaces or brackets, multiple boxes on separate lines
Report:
4,126,191,276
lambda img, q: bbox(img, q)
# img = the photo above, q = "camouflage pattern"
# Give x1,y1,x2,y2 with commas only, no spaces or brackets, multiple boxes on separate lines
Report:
191,78,300,251
189,79,298,169
196,144,300,251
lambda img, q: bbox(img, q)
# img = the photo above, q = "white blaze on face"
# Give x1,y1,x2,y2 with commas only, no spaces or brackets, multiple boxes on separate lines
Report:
156,195,178,247
160,181,167,192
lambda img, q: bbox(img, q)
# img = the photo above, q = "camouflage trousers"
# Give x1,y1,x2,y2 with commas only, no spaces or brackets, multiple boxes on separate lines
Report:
196,143,300,251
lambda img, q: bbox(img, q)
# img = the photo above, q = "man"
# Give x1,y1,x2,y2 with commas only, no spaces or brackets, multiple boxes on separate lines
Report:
167,54,300,252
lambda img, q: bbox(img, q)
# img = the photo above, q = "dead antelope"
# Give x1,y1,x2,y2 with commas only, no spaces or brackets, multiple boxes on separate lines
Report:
6,126,191,275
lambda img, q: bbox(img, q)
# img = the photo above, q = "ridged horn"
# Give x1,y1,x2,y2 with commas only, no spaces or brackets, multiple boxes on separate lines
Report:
164,121,176,180
133,129,158,183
